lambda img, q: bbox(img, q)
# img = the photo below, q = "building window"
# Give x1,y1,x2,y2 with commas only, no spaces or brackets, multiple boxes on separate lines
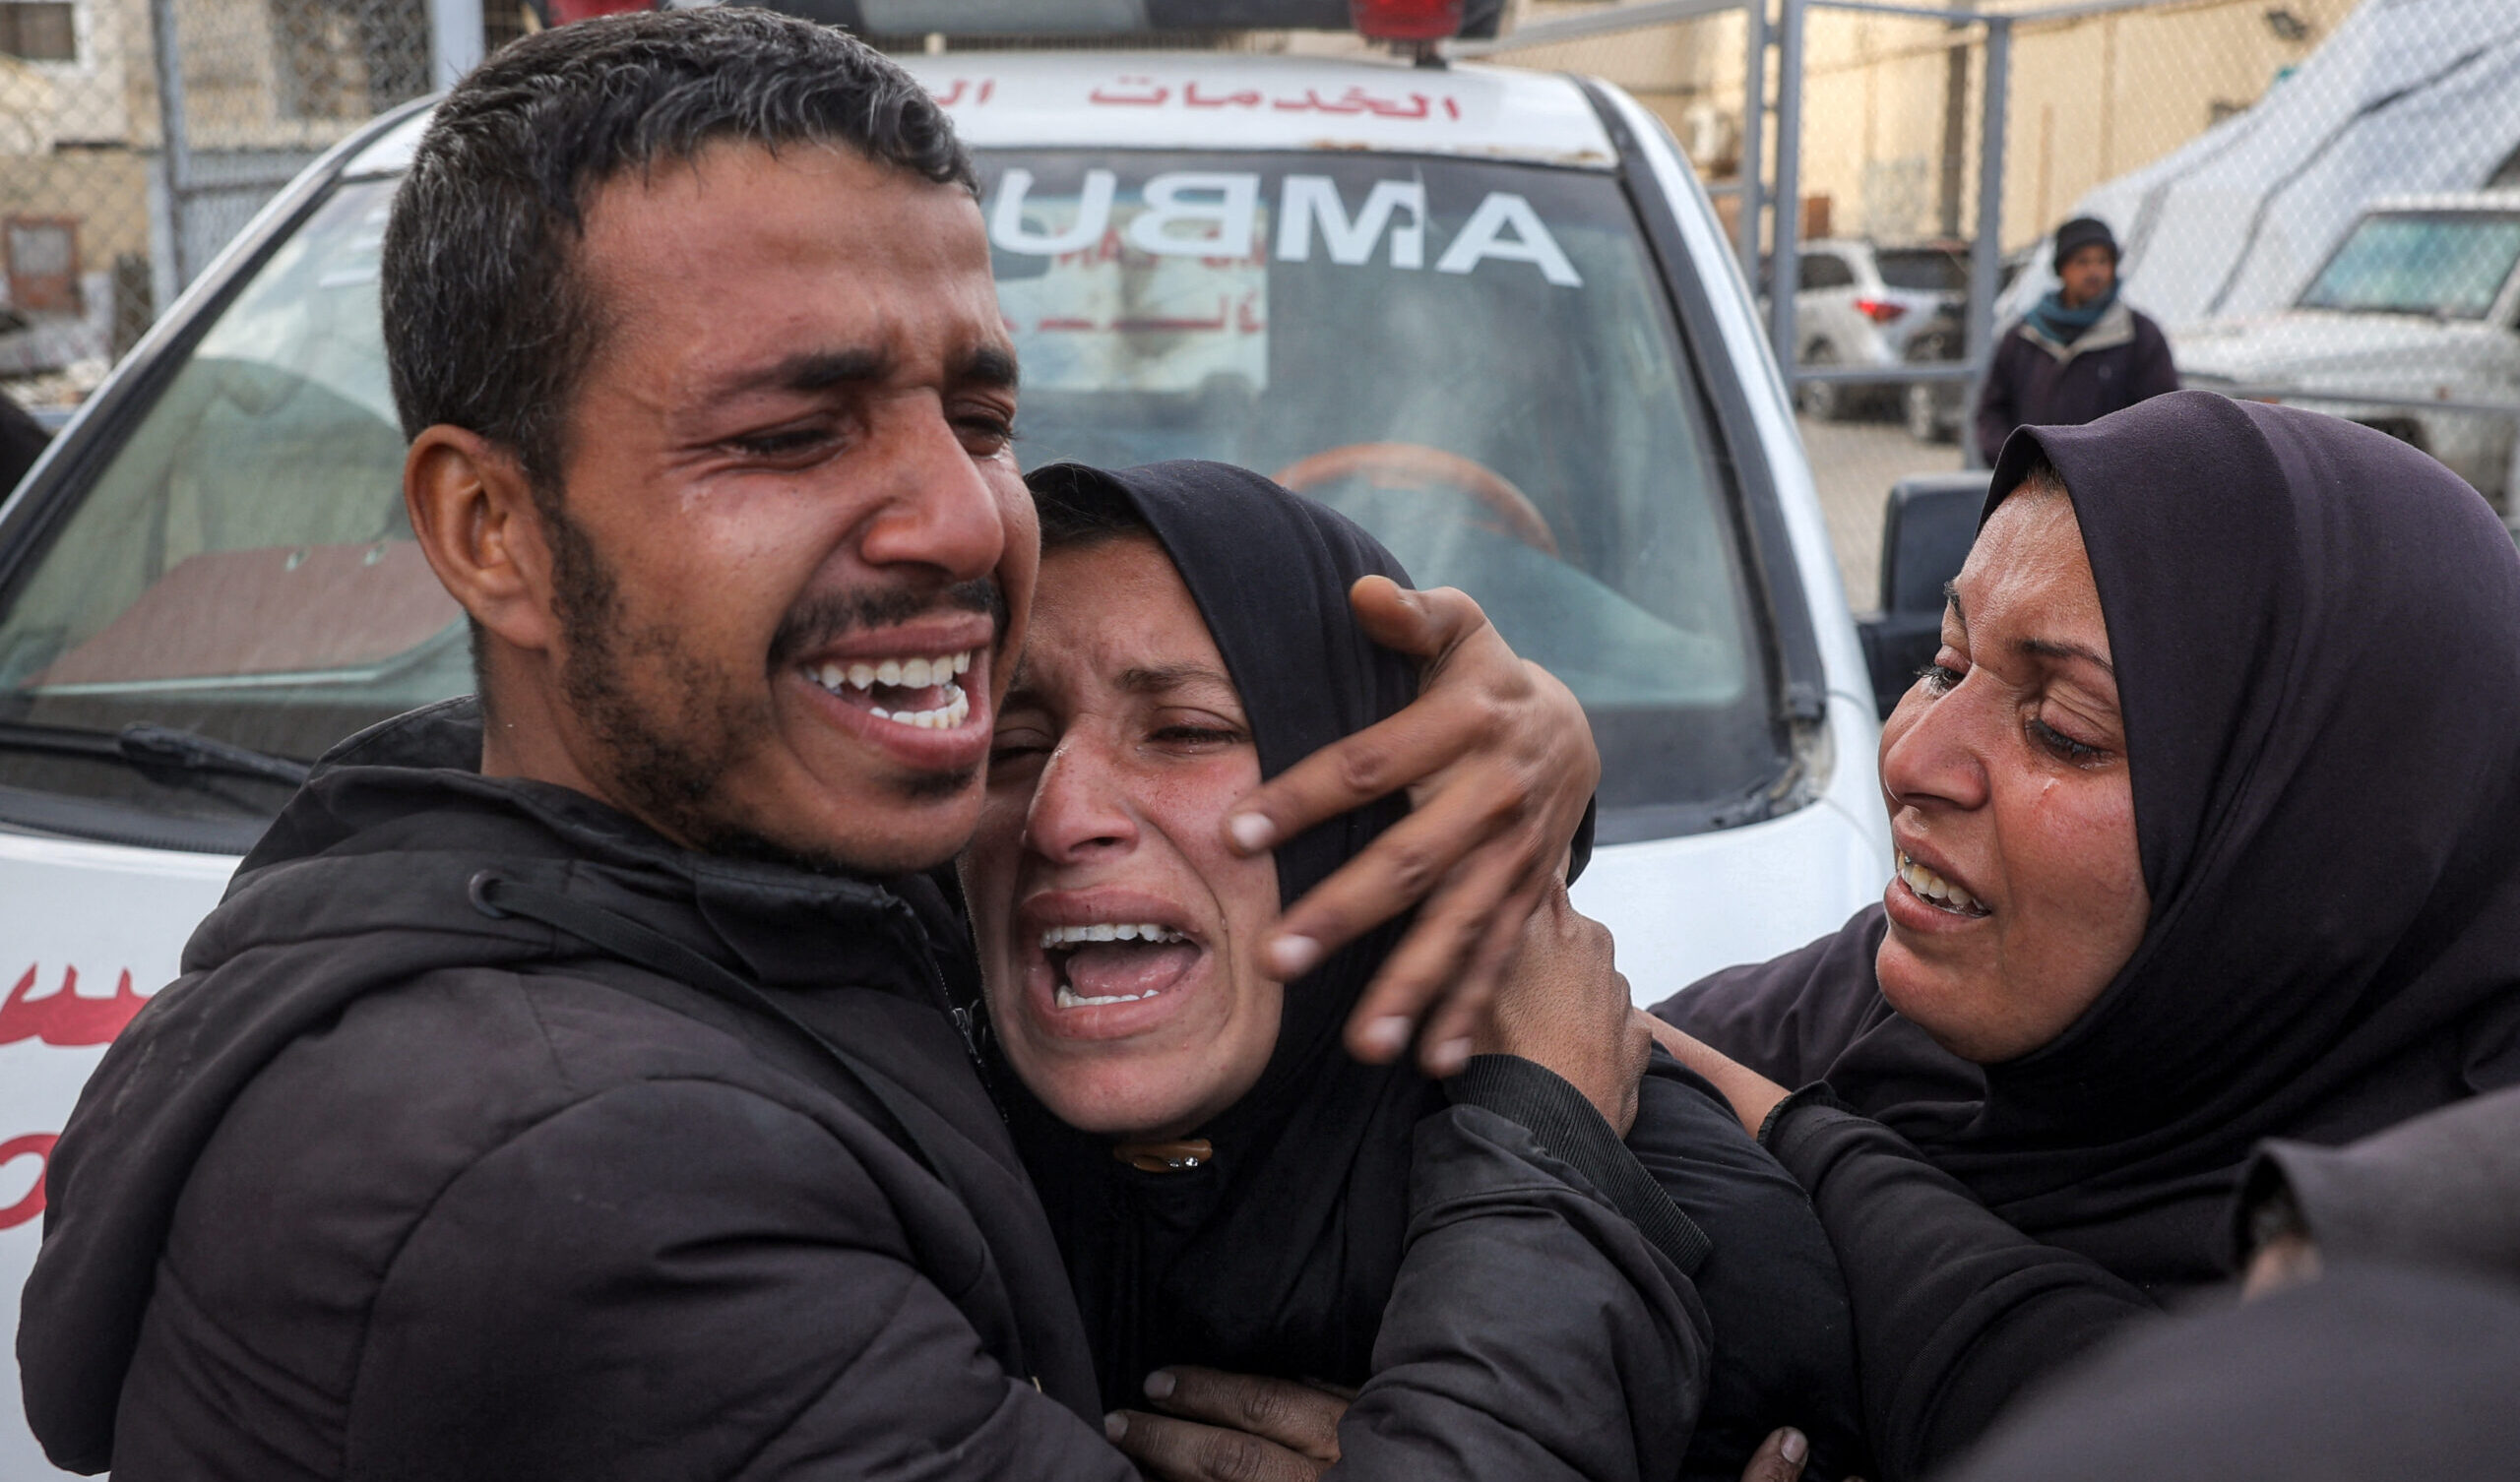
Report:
8,217,81,314
0,2,75,62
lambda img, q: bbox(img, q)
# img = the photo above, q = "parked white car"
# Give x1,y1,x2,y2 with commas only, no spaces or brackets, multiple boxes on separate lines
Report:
2174,191,2520,510
0,50,1895,1473
1779,238,1970,420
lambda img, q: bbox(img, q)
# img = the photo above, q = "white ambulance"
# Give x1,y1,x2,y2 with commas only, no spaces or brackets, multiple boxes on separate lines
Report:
0,44,1893,1472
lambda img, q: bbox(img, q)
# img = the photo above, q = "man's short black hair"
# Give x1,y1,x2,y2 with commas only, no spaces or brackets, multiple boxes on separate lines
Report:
381,8,976,491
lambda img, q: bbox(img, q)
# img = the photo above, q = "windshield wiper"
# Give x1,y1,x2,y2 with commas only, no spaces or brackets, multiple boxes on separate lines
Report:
0,718,312,787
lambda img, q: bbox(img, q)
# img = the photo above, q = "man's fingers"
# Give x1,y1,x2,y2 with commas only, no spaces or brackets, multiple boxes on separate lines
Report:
1220,686,1485,864
1140,1367,1345,1459
1410,872,1547,1069
1738,1428,1810,1482
1346,578,1486,664
1267,758,1527,978
1105,1410,1326,1482
1344,845,1538,1069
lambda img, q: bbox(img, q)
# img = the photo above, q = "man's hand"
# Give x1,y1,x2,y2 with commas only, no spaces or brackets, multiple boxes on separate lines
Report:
1741,1428,1812,1482
1475,880,1650,1135
1645,1018,1792,1138
1104,1367,1350,1482
1221,578,1599,1077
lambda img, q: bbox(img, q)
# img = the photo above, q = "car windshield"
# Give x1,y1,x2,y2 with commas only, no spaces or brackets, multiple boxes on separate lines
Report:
0,152,1784,845
977,150,1778,836
1874,248,1967,292
2298,212,2520,319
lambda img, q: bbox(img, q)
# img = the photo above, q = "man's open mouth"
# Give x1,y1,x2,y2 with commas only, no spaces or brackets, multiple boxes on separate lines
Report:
803,648,978,729
1039,921,1201,1009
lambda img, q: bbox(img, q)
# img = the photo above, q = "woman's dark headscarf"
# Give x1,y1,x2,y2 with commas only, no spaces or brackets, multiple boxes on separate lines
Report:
1737,391,2520,1285
1004,459,1447,1404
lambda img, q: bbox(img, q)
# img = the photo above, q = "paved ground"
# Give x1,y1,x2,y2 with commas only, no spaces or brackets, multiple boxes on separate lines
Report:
1794,411,1965,610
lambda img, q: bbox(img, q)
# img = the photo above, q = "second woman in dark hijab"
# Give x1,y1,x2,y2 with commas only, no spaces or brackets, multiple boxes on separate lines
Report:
1656,391,2520,1475
961,460,1866,1480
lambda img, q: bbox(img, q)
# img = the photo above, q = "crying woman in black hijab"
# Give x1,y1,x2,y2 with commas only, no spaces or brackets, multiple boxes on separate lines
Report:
1651,392,2520,1479
959,461,1865,1482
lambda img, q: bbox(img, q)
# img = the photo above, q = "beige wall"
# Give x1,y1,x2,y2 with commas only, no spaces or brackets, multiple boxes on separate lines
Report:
1492,0,2361,252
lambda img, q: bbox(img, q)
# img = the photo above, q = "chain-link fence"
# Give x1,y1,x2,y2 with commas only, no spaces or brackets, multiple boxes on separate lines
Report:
1476,0,2520,516
0,0,522,422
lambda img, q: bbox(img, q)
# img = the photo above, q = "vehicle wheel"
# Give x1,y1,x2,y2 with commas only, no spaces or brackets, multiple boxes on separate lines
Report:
1797,342,1849,421
1905,381,1952,444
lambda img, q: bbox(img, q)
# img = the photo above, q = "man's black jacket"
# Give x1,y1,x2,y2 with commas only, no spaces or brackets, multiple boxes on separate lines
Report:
1973,299,2179,465
19,699,1706,1480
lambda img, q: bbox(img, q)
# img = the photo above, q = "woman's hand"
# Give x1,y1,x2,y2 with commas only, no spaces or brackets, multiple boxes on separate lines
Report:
1104,1367,1350,1482
1476,880,1651,1136
1218,579,1599,1078
1646,1018,1793,1138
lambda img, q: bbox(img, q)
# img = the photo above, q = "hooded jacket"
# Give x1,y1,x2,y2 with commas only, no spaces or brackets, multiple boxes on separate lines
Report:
21,697,1704,1480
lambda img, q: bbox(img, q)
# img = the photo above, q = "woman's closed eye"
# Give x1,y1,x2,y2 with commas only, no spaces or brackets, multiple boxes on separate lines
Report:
2028,712,2109,765
989,724,1054,772
1147,716,1247,752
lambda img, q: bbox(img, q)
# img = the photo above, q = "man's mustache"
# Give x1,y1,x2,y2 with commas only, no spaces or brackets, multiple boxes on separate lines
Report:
766,578,1006,671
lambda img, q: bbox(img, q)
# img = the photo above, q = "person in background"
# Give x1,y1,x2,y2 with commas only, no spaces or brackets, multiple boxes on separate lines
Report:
1972,216,2177,466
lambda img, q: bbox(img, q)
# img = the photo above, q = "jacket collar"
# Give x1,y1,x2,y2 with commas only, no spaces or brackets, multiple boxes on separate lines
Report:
228,697,969,1004
2020,297,2136,363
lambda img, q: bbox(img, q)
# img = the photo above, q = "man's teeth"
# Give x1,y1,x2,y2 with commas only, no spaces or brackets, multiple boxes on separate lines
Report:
1039,922,1187,949
1897,851,1988,915
806,649,977,728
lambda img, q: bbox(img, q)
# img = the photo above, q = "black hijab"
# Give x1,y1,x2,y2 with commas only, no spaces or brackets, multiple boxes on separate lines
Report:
1002,460,1443,1406
1682,391,2520,1287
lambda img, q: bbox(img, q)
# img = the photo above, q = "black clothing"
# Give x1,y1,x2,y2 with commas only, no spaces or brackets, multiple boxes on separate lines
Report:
2236,1083,2520,1283
1628,1056,1869,1480
1756,1091,2154,1478
1940,1263,2520,1482
1662,394,2520,1477
0,388,49,492
20,699,1707,1480
1971,298,2177,464
1015,461,1862,1480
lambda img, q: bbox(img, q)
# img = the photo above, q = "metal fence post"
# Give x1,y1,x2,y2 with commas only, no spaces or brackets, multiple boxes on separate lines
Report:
147,0,193,292
1961,14,2010,468
1737,0,1767,274
1765,0,1804,372
433,0,487,91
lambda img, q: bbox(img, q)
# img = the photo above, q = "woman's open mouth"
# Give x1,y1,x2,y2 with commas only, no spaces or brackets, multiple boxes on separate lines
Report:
1896,850,1991,918
1040,921,1202,1009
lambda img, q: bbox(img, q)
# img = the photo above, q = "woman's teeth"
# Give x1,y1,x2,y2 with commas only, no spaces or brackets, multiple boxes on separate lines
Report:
1898,851,1989,916
1056,984,1157,1009
806,649,976,728
1040,922,1187,949
1041,922,1190,1009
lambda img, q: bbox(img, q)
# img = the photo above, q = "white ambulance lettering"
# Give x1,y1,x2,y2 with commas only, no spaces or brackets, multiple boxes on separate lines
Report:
1124,172,1262,259
989,168,1116,256
1434,191,1583,287
1275,176,1425,270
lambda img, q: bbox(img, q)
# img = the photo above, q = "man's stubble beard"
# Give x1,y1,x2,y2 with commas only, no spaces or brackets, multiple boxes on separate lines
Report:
541,498,987,876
